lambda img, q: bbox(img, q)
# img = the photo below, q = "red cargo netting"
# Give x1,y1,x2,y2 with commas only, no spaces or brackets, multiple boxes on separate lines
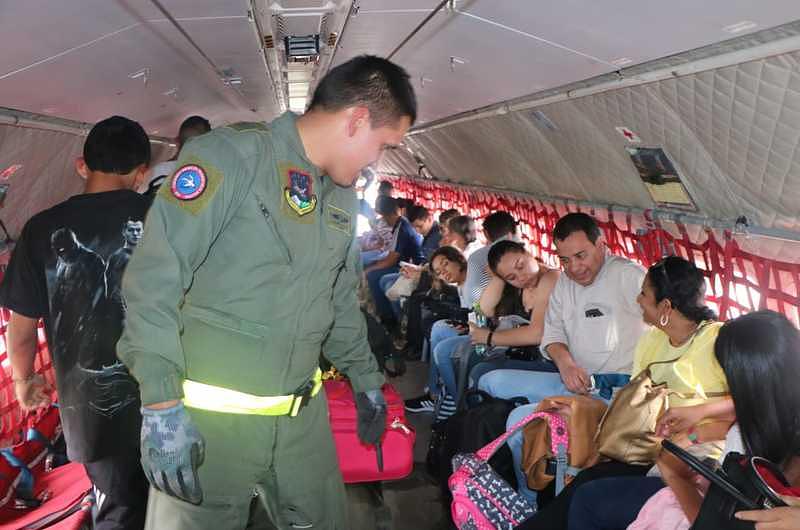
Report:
390,177,799,327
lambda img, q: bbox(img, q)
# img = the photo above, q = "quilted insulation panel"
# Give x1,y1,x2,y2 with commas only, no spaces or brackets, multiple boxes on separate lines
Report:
383,49,800,235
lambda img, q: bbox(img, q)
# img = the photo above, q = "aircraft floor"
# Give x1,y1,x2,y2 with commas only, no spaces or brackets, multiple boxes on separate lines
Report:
345,360,452,530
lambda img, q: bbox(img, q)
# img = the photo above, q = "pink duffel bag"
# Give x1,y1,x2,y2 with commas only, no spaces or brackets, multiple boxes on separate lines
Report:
449,410,569,530
324,380,415,483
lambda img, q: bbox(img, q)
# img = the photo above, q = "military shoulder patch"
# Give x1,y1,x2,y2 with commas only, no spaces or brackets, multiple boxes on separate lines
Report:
326,205,352,234
159,157,223,216
171,165,207,200
284,168,317,216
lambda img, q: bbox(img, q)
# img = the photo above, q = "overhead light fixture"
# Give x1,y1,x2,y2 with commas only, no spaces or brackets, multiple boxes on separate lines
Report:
529,110,559,132
722,21,758,34
420,76,433,88
289,96,307,113
288,82,309,97
285,35,320,59
222,76,243,86
612,57,633,67
287,69,312,82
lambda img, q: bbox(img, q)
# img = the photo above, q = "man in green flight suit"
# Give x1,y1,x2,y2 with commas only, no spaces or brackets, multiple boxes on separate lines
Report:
117,55,416,529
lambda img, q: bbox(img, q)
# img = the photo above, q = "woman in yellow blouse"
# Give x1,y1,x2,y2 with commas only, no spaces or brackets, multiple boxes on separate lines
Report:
521,255,731,530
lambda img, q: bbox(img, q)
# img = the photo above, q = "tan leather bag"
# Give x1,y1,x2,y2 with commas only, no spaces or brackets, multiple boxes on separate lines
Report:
594,339,727,464
593,363,673,465
521,395,608,490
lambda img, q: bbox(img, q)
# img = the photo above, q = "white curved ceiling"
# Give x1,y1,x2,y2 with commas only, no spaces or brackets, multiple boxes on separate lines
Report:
333,0,800,124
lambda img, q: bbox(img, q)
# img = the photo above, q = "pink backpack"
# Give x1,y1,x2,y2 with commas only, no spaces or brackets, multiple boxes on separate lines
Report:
449,410,569,530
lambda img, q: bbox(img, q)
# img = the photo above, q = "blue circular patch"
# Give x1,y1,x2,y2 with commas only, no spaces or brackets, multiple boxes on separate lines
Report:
171,165,207,200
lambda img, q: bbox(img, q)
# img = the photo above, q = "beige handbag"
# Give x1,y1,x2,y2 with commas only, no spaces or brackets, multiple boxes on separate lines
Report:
594,324,726,465
386,274,418,301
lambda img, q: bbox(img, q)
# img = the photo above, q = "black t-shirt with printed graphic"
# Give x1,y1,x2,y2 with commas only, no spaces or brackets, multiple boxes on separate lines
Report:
0,190,148,463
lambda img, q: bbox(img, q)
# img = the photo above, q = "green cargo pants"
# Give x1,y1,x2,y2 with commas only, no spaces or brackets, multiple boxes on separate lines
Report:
144,393,347,529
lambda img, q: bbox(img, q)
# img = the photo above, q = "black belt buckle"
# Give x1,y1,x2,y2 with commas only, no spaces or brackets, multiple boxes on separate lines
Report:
289,379,315,416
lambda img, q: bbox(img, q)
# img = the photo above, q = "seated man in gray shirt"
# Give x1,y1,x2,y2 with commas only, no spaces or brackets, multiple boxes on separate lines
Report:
478,212,647,503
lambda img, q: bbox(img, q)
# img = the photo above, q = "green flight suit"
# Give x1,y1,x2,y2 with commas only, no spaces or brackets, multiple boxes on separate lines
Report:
118,112,384,530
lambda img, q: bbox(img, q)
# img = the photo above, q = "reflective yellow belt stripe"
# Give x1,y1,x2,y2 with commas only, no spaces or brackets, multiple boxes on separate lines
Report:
182,368,322,417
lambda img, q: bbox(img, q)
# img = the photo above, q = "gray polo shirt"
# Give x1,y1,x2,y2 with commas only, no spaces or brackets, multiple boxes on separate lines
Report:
541,254,647,374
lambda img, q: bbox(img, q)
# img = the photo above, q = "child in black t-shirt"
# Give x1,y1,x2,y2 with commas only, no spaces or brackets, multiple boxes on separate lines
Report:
0,116,152,529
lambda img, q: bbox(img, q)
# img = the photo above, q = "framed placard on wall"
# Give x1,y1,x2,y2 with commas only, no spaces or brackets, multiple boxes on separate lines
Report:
626,147,697,211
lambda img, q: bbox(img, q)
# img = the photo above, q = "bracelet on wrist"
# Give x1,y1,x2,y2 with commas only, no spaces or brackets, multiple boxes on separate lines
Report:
687,425,700,445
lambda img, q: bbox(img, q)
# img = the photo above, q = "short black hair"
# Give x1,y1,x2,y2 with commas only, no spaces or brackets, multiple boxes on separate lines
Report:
406,205,430,224
648,256,716,324
483,211,517,242
439,208,460,228
488,240,527,273
375,195,398,216
448,215,478,244
377,180,394,194
178,115,211,146
83,116,151,174
553,212,602,244
309,55,417,126
396,198,415,211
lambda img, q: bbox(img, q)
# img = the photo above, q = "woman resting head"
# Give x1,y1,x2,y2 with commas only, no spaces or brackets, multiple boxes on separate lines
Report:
487,240,542,290
429,245,467,286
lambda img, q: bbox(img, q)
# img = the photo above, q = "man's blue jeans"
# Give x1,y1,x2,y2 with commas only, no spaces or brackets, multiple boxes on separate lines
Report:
366,265,399,322
361,249,387,268
379,272,402,319
433,334,472,399
426,320,463,396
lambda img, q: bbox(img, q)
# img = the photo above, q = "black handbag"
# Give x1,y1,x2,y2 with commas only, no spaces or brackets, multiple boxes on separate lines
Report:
661,440,793,530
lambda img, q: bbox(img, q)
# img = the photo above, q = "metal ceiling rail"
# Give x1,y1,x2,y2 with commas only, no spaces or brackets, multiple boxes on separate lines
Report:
387,0,451,61
247,0,281,109
147,0,254,112
0,107,175,145
381,173,800,245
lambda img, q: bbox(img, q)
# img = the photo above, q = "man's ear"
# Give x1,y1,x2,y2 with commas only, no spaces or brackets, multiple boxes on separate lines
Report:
346,106,371,137
132,164,149,190
75,158,89,180
594,235,607,250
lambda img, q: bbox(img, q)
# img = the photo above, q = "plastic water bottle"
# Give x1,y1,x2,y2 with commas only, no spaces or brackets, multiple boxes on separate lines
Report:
472,303,488,355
